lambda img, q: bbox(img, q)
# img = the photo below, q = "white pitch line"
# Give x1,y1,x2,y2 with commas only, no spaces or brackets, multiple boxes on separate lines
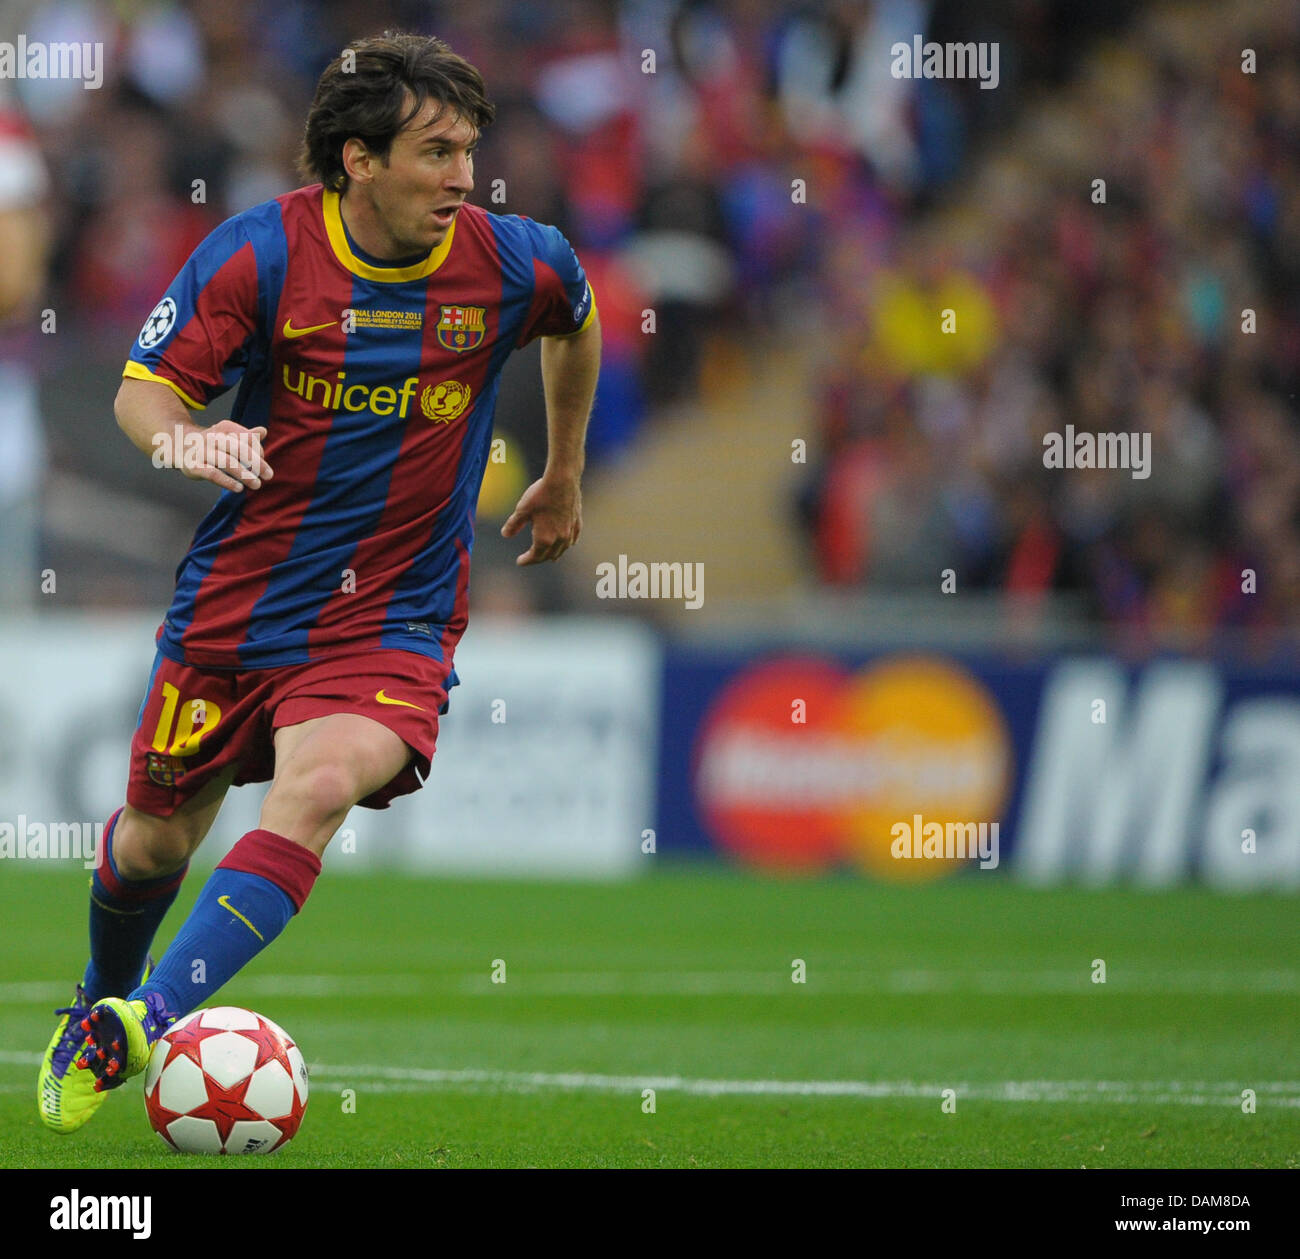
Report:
450,970,1300,996
0,1052,1293,1107
314,1081,1300,1107
301,1064,1300,1107
240,974,425,997
4,969,1300,1004
0,975,427,1004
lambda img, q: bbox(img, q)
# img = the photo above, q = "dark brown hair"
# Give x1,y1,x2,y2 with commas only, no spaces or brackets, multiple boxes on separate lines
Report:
299,32,495,192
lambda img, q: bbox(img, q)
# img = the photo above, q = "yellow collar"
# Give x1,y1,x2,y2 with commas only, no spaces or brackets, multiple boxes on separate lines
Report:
322,188,455,282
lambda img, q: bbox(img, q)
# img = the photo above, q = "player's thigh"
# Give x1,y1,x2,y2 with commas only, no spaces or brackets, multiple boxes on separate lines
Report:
265,713,411,818
114,765,237,879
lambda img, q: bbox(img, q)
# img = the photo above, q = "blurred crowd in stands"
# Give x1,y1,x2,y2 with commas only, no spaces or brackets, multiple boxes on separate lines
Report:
800,0,1300,655
2,0,1297,653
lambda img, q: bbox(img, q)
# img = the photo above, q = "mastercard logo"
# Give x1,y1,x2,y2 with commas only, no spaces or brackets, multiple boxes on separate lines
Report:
692,655,1013,878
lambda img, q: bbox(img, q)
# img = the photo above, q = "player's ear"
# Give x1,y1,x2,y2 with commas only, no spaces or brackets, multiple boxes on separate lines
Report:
341,137,373,185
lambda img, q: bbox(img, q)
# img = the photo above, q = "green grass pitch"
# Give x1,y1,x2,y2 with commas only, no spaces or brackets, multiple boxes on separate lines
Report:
2,864,1296,1168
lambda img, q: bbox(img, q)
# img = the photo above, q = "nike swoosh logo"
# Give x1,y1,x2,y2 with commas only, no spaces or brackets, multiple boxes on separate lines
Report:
218,895,264,940
376,689,424,710
282,318,338,339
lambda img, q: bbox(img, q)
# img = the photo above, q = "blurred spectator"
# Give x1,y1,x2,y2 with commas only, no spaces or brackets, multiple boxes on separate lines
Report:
801,0,1300,657
0,91,50,612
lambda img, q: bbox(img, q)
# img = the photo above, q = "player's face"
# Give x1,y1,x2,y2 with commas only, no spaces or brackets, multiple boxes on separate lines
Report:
371,100,477,255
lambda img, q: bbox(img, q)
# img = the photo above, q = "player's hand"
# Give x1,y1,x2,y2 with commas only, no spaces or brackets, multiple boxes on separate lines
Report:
179,421,274,493
501,473,582,565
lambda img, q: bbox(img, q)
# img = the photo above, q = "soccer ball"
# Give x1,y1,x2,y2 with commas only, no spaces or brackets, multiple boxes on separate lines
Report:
142,1006,308,1154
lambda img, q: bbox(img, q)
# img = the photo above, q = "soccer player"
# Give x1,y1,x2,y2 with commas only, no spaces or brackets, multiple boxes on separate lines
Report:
38,31,600,1132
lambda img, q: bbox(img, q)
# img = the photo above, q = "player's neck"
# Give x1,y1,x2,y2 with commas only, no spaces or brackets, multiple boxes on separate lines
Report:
338,188,426,264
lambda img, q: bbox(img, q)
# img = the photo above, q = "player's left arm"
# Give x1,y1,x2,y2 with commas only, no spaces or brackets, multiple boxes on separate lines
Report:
502,313,601,565
503,216,602,566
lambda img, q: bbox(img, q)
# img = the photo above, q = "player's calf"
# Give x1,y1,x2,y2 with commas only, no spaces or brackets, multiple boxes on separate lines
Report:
112,806,204,879
98,829,321,1034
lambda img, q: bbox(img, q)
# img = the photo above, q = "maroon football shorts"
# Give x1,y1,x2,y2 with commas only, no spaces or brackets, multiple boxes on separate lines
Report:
126,648,454,817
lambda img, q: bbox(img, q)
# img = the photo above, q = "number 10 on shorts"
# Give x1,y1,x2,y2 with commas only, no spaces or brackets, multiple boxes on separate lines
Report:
151,682,222,757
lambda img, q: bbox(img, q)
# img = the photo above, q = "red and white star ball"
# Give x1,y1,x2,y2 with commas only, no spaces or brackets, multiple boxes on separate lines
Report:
142,1006,308,1154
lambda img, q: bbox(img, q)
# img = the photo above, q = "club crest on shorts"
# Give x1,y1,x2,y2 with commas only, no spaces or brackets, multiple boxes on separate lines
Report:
420,380,472,424
146,752,188,787
436,305,486,352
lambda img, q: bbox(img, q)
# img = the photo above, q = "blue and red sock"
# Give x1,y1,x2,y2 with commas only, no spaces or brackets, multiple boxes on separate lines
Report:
130,829,321,1020
82,808,188,1004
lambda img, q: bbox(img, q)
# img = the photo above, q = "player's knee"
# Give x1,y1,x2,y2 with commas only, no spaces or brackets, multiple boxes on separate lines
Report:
275,761,360,826
112,808,197,880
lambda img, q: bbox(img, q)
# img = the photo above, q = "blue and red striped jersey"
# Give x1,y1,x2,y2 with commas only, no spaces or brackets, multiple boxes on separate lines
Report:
125,184,595,675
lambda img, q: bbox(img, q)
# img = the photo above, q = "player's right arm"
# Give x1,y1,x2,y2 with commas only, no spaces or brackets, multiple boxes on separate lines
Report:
114,378,271,494
118,213,274,494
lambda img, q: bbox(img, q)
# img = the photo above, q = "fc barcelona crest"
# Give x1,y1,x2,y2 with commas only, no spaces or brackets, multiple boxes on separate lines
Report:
437,304,486,352
146,752,187,787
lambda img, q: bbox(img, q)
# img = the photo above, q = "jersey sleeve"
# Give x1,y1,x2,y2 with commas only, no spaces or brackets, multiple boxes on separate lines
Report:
123,216,260,410
515,219,597,347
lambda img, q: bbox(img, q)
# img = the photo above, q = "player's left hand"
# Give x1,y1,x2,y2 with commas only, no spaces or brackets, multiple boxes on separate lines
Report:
501,474,582,566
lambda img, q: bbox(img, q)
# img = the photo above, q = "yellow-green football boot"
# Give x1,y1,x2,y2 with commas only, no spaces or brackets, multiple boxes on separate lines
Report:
75,990,175,1090
38,958,153,1132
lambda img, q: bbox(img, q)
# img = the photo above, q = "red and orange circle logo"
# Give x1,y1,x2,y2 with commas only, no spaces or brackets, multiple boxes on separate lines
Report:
693,655,1012,878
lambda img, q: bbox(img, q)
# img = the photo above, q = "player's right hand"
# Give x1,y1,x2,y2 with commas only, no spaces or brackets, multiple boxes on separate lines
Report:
179,421,274,493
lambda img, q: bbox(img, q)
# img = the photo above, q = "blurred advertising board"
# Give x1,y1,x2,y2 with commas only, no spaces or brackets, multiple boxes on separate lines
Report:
657,648,1300,889
0,616,660,878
